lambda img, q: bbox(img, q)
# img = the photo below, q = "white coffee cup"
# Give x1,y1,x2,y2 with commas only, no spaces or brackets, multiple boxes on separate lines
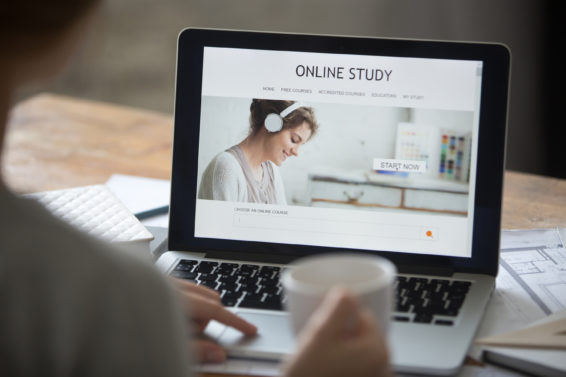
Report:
281,253,397,335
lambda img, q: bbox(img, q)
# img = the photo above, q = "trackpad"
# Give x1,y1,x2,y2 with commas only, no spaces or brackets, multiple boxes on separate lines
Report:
206,311,296,359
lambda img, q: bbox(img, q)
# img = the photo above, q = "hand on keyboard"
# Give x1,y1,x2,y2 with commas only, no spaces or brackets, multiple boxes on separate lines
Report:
171,278,258,363
283,287,392,377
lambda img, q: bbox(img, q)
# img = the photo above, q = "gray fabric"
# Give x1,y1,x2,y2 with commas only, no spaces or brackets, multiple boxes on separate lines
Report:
0,185,192,377
198,145,287,205
226,145,279,204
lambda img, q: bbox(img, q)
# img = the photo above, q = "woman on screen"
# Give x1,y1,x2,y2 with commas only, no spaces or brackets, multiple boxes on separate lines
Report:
198,99,318,204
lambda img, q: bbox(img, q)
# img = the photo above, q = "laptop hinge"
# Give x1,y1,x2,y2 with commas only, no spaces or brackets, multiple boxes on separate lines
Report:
204,251,457,277
395,264,455,277
205,250,299,265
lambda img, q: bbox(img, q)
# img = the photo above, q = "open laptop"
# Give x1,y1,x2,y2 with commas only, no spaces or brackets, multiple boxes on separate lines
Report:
156,28,510,376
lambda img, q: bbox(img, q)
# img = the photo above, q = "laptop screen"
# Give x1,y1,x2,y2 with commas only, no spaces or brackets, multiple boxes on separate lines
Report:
170,29,509,274
194,47,481,258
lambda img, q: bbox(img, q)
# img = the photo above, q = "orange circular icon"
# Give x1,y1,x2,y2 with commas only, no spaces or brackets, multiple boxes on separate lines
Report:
426,230,433,238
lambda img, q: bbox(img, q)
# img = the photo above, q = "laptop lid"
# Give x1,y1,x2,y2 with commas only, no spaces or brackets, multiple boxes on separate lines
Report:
169,28,510,277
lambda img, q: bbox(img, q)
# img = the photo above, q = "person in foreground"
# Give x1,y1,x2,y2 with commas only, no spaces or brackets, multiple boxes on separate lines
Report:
0,2,391,377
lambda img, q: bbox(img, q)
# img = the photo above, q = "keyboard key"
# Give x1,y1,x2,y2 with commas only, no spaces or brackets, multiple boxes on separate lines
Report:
423,291,446,301
198,273,217,282
238,282,259,294
440,307,460,317
218,275,238,284
239,276,259,286
404,297,424,309
427,302,449,315
259,277,279,288
420,282,436,292
239,299,274,310
198,280,218,290
393,316,410,322
261,300,283,311
239,295,283,311
240,264,259,272
263,294,283,309
258,285,280,295
248,292,263,300
222,290,242,300
178,259,199,265
257,266,279,278
239,292,261,304
221,297,238,307
395,302,411,313
449,282,471,294
174,263,194,272
413,312,434,323
405,290,425,299
448,299,465,311
448,294,466,302
196,262,217,274
220,290,242,307
263,293,280,303
219,282,237,292
215,268,234,275
235,269,255,277
451,281,471,288
219,262,239,268
435,319,454,326
431,280,451,293
170,270,197,280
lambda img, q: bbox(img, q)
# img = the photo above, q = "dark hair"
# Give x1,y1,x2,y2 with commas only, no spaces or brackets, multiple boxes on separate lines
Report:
249,99,319,139
1,1,99,51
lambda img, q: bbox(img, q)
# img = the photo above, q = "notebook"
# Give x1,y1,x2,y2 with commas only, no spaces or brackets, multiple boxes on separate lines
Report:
156,28,510,376
26,185,154,254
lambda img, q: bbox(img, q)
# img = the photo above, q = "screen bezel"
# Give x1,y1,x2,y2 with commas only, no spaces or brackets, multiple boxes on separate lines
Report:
169,28,510,277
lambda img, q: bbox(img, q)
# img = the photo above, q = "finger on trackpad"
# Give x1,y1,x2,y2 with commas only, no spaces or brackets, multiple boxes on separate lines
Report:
207,312,296,359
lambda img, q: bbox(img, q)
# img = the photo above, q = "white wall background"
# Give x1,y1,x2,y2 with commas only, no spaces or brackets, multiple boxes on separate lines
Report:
411,109,473,133
197,96,472,205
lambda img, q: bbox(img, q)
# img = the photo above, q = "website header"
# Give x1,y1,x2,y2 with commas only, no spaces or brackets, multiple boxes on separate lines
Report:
202,47,481,110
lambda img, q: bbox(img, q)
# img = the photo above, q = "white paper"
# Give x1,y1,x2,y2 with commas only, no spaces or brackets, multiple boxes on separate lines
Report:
105,174,170,227
471,228,566,360
499,228,566,315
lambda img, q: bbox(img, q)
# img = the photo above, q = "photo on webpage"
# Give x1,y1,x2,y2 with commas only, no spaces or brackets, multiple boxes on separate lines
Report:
196,96,473,220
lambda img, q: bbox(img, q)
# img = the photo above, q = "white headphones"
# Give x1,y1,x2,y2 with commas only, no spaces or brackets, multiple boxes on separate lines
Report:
264,102,305,133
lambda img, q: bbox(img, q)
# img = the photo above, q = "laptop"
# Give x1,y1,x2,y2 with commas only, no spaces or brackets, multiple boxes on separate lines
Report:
156,28,510,375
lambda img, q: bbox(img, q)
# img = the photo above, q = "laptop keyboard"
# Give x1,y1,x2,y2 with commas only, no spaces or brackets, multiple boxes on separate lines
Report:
170,259,472,325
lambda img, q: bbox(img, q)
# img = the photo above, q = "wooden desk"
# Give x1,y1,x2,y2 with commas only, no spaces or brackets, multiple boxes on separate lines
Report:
3,94,566,377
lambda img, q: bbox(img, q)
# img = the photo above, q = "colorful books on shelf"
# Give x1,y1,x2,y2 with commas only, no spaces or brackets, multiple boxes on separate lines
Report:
438,132,471,182
393,122,471,182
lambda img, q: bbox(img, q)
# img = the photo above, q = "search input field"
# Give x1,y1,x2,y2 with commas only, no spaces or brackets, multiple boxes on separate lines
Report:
233,214,437,241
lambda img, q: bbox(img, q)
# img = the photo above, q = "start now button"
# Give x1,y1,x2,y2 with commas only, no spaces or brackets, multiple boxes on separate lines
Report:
373,158,427,173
